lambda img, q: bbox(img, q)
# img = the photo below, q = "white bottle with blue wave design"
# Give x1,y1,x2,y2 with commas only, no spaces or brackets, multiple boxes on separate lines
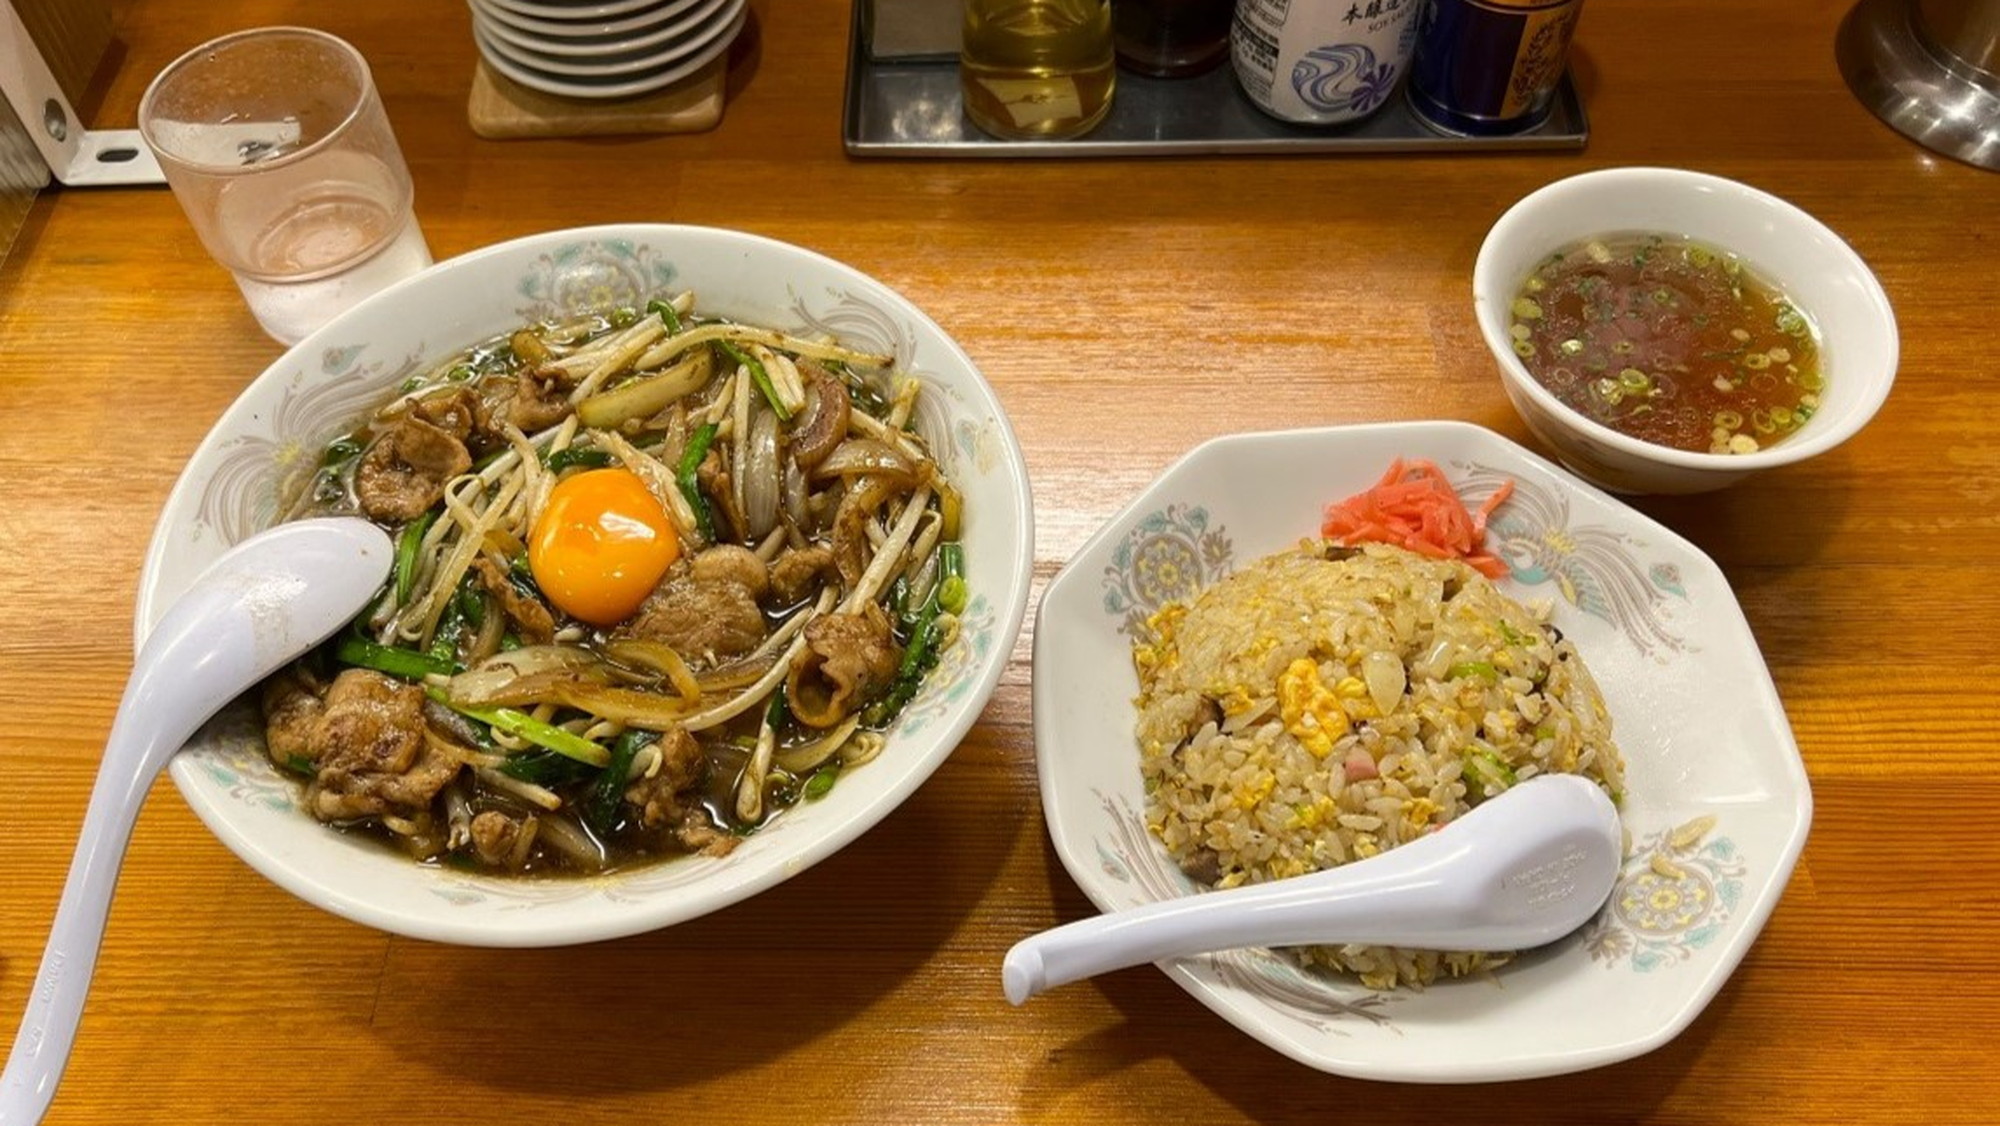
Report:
1230,0,1425,125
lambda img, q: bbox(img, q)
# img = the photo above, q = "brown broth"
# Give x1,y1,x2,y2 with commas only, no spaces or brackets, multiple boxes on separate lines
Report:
1509,233,1824,454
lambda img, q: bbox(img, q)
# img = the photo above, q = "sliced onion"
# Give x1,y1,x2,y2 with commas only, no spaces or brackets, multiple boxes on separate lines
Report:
482,527,528,560
574,349,713,430
450,669,608,710
550,681,701,732
479,645,599,675
1361,650,1407,716
475,767,563,811
534,814,612,872
782,455,812,533
694,651,781,694
812,437,917,484
743,407,781,540
600,638,702,703
465,596,507,663
935,479,962,541
832,474,903,587
446,647,605,706
423,727,507,769
424,698,488,747
773,715,861,774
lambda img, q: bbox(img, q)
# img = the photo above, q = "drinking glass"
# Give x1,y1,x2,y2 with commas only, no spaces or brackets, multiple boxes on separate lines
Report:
138,27,432,345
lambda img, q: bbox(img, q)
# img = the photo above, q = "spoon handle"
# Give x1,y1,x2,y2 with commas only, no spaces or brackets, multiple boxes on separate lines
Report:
0,518,392,1125
1002,775,1621,1004
1,563,283,1124
0,684,180,1126
1003,840,1467,1005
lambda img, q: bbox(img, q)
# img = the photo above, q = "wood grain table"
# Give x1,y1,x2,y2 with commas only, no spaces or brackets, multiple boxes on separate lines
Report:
2,1,1996,1123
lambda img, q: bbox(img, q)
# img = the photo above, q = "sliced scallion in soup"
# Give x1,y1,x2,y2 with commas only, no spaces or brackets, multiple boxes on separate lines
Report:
1510,233,1824,455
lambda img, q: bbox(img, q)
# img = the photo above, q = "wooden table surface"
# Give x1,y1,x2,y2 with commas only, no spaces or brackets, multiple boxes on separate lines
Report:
3,1,1997,1122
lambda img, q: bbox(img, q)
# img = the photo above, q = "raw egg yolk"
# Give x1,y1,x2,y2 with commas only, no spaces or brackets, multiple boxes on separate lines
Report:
529,468,679,627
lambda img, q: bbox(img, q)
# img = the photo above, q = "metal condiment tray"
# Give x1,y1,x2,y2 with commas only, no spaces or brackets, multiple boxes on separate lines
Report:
841,6,1588,158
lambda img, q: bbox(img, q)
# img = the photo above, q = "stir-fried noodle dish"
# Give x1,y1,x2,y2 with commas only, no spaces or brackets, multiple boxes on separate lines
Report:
262,294,966,876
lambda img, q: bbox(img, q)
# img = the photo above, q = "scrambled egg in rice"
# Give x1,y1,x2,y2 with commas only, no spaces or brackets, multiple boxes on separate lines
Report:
1133,541,1625,989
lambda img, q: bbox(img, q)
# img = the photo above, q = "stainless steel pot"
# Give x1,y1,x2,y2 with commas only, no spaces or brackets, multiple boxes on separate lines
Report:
1839,0,2000,170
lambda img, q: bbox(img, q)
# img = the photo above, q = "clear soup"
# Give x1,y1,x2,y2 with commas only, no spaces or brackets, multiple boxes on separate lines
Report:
1509,233,1824,455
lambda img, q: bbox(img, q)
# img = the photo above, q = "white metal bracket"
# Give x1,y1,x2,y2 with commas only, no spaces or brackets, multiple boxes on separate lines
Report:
0,0,164,186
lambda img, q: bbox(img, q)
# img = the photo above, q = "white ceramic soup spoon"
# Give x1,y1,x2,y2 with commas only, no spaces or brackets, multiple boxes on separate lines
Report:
1003,774,1622,1005
0,517,392,1126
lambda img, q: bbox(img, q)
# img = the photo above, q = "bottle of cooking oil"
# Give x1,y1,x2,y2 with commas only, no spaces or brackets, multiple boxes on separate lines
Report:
960,0,1115,140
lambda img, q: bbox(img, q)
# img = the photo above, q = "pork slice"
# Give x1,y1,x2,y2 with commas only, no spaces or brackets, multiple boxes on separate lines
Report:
622,728,705,831
786,602,900,727
305,669,461,822
619,567,767,664
504,368,572,433
356,416,471,523
411,386,489,444
470,809,536,869
690,544,769,601
696,449,746,544
262,667,325,771
620,728,737,857
768,545,835,607
675,807,739,857
473,556,556,643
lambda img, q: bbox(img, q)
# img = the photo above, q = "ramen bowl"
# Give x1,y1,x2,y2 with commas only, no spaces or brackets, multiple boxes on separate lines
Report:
137,224,1034,947
1033,421,1811,1080
1474,167,1898,494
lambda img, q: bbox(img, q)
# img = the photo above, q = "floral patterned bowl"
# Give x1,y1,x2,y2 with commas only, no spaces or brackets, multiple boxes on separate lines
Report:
1031,420,1810,1081
136,224,1034,947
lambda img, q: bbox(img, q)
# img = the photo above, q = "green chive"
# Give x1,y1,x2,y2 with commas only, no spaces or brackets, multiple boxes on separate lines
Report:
334,634,456,681
321,436,364,466
428,688,610,768
498,750,595,787
677,422,719,541
394,511,437,605
716,340,791,422
936,542,967,615
544,446,612,473
803,765,840,801
1446,660,1500,683
586,730,653,834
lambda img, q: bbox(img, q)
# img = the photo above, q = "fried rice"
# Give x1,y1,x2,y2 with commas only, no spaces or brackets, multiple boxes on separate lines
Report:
1133,541,1625,989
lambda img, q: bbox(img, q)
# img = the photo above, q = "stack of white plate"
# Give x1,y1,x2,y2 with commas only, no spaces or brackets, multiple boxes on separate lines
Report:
469,0,747,100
